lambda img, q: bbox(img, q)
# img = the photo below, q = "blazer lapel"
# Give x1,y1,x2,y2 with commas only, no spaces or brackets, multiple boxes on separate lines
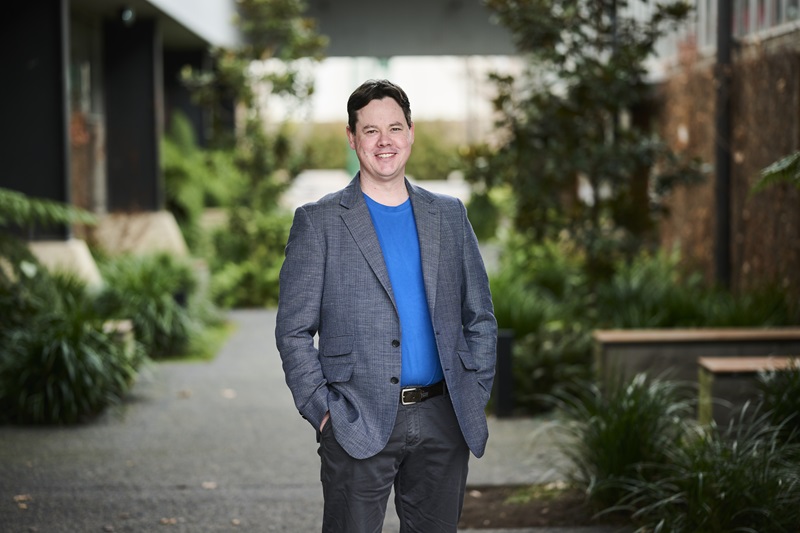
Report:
409,181,440,315
340,175,396,307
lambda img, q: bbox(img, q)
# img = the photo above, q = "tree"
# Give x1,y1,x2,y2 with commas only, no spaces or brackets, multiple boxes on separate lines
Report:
181,0,328,208
476,0,702,276
184,0,327,144
177,0,328,308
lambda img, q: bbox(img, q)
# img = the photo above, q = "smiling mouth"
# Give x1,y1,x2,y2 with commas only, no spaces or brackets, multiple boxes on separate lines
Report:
376,153,395,159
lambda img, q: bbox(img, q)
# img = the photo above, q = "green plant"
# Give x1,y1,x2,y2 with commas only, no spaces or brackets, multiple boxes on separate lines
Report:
0,189,149,425
0,187,96,229
0,270,144,424
548,373,694,509
161,112,212,250
490,235,597,411
619,404,800,532
209,208,292,308
97,253,200,359
0,250,41,335
177,0,327,307
701,284,799,327
162,112,252,253
298,122,350,170
512,326,594,414
466,191,500,242
595,249,707,328
757,361,800,444
404,122,461,182
752,151,800,193
477,0,702,271
492,229,799,415
182,0,326,148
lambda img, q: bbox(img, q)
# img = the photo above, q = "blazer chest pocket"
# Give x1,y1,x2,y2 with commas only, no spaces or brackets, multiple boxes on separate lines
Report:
319,334,355,383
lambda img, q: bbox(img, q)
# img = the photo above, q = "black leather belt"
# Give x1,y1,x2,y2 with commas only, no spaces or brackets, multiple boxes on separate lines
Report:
400,381,447,405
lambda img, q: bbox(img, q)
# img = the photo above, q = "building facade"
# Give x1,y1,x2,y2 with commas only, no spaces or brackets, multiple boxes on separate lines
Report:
0,0,239,281
648,0,799,297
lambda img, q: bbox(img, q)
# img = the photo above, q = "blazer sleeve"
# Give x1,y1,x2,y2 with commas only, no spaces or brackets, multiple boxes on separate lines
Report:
275,205,329,430
459,199,498,398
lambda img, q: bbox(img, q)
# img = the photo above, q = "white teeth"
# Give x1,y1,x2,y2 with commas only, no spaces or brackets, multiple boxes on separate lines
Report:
377,154,393,159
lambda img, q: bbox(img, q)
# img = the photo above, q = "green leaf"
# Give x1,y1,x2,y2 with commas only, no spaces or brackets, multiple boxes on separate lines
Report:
752,151,800,193
0,187,96,228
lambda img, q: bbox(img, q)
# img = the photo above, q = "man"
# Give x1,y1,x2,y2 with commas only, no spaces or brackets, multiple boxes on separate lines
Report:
275,79,496,533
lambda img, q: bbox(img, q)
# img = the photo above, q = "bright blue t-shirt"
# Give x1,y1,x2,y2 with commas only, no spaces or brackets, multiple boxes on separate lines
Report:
364,193,444,387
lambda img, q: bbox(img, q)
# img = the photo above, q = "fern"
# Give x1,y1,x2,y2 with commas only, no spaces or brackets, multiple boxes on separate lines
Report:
0,187,95,228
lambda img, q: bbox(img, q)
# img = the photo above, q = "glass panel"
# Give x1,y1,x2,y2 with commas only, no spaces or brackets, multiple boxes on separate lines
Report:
704,0,715,46
789,0,800,20
774,0,783,25
733,0,748,35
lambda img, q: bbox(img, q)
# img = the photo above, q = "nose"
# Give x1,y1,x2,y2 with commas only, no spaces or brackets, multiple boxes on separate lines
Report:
377,131,391,146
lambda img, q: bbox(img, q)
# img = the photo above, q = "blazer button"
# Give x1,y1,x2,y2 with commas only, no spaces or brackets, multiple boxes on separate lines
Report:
390,377,399,384
391,339,400,348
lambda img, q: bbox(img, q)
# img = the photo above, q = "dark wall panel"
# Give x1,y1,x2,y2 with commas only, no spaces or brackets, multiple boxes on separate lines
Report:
104,18,162,212
163,49,209,146
0,1,70,238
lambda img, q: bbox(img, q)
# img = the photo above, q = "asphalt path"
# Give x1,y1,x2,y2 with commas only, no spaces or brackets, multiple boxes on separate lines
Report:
1,309,610,533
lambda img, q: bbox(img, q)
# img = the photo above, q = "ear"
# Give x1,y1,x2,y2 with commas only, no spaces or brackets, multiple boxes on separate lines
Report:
409,121,415,145
346,126,356,150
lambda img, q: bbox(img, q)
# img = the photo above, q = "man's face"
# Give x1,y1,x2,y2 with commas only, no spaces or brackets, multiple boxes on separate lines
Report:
346,97,414,186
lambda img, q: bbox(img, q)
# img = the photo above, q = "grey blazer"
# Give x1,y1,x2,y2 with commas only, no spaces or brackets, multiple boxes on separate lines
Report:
275,174,497,459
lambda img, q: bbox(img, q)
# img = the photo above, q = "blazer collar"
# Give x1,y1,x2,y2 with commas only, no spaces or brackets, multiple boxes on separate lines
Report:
340,173,441,314
339,173,438,209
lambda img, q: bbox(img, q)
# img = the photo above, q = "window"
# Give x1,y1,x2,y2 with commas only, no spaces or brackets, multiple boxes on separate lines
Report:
789,0,800,20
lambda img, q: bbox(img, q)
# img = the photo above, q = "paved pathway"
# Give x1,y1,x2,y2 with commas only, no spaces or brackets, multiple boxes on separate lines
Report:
0,310,616,533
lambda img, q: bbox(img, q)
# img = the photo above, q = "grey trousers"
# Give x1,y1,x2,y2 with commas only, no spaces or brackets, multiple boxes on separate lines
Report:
318,394,470,533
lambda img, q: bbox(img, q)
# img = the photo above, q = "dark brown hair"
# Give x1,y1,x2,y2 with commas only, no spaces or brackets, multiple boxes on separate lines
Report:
346,79,412,133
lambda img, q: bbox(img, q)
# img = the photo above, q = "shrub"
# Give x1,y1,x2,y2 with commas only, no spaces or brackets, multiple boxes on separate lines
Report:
493,234,800,414
619,404,800,532
162,113,249,253
594,248,797,329
548,373,694,509
757,361,800,444
511,326,594,414
404,122,461,182
97,253,200,359
594,249,707,328
0,245,43,335
296,122,349,170
0,268,144,424
466,191,500,242
490,236,596,411
209,207,292,308
546,372,800,530
491,235,589,332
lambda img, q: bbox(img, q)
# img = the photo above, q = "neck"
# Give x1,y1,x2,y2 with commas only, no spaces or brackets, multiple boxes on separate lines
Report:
359,174,409,206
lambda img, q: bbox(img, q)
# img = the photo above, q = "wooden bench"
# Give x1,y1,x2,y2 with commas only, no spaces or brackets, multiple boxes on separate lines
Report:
697,356,799,426
593,328,800,385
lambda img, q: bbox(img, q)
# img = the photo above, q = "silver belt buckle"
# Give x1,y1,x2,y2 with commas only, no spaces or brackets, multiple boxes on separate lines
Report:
401,387,420,405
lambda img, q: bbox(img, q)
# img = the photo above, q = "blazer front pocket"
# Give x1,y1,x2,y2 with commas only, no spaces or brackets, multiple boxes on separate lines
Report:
319,334,355,383
456,349,478,371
